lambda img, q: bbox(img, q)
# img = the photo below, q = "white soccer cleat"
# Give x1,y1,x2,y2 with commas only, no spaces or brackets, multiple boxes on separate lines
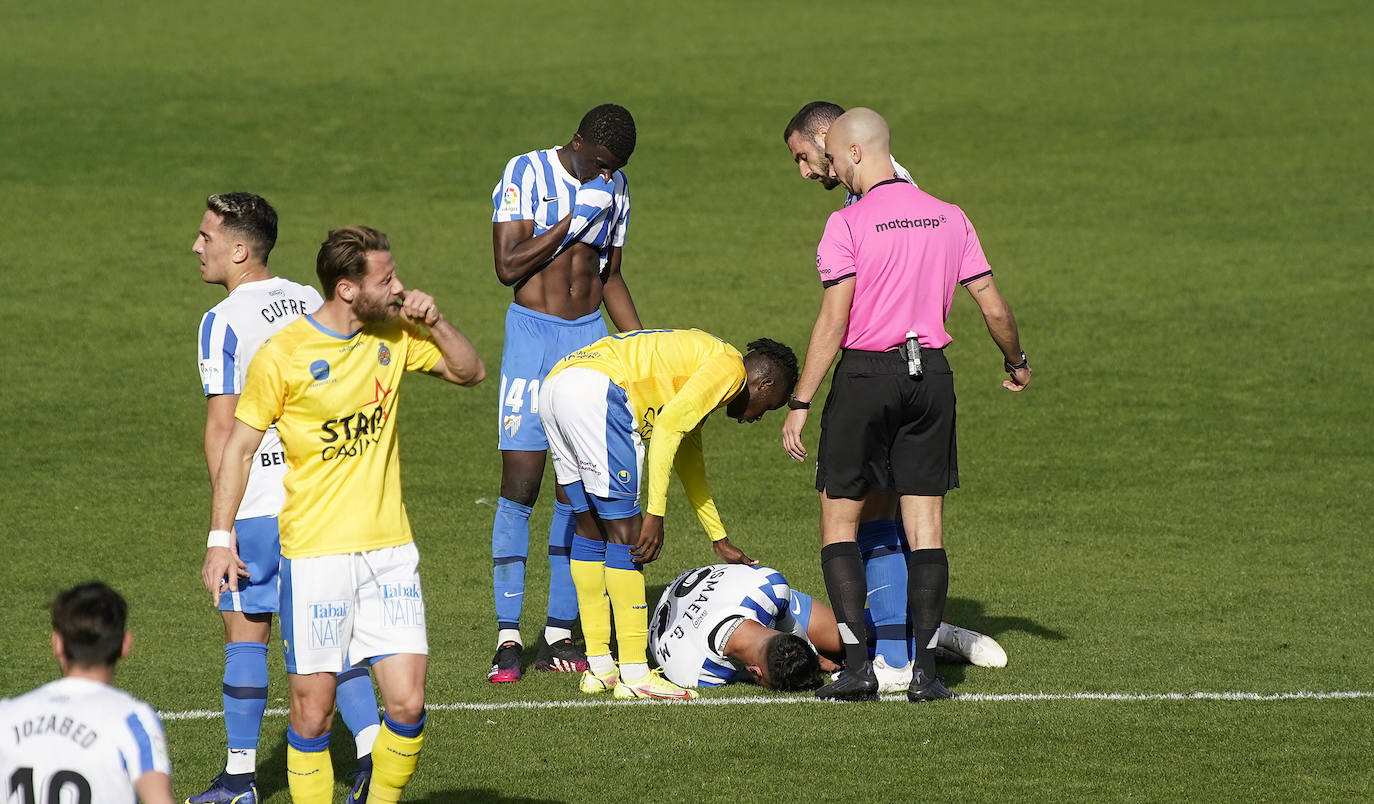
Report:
871,654,914,694
937,622,1008,668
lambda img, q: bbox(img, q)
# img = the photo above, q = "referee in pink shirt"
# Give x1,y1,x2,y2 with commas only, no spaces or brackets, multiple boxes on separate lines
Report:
781,108,1032,702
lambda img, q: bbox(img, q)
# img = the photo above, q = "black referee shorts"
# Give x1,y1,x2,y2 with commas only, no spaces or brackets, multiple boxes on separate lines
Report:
815,347,959,498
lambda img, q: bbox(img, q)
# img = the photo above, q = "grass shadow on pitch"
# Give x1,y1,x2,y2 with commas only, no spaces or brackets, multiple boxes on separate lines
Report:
943,596,1067,642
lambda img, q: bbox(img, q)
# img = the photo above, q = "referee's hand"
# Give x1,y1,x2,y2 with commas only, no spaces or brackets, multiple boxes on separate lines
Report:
781,409,809,461
1004,365,1031,392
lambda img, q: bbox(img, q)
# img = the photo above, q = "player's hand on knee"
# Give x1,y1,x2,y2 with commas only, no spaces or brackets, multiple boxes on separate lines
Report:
632,514,665,563
712,537,758,566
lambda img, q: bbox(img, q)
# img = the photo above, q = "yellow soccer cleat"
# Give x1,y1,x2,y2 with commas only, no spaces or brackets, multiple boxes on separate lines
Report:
579,668,620,694
612,668,699,701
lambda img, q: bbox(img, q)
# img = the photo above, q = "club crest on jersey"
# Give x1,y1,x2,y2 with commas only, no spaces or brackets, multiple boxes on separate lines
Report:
310,360,330,381
503,414,521,437
617,470,631,484
378,343,391,366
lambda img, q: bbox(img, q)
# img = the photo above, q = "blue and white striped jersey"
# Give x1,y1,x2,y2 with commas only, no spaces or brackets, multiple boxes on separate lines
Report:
650,564,809,688
492,146,630,269
197,276,323,519
844,155,916,207
0,677,170,804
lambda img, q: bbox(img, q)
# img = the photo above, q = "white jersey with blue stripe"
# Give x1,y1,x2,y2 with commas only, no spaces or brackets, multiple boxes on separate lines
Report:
197,276,323,519
0,677,170,804
843,155,916,207
650,564,802,688
492,146,630,269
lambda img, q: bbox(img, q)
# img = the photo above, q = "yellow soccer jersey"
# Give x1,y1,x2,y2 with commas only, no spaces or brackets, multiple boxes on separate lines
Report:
235,314,442,559
549,329,746,541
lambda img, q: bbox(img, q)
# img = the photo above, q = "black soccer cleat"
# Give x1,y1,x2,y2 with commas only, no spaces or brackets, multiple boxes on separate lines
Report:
487,641,523,683
815,661,879,702
907,667,957,702
534,636,589,673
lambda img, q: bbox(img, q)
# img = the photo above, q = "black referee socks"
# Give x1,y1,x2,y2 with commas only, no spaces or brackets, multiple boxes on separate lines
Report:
908,548,949,677
821,541,871,672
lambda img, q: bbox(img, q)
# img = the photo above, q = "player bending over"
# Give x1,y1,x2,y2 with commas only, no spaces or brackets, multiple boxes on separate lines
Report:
649,564,1006,692
538,329,797,700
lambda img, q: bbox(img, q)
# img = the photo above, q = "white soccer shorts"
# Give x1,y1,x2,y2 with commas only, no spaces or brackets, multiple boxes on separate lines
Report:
280,542,428,674
538,366,645,500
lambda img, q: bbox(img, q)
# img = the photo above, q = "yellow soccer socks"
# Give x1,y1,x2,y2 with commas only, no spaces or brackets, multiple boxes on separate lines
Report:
285,727,333,804
604,542,649,681
570,535,612,664
368,711,426,803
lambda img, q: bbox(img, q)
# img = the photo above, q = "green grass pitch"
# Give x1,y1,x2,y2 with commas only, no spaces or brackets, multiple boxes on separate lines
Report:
1,0,1371,801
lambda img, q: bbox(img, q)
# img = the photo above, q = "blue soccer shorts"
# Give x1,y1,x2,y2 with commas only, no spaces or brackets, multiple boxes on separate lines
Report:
497,303,609,451
218,515,281,614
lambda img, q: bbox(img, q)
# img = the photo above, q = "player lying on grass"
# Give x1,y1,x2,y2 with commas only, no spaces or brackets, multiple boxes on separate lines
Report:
649,564,1006,692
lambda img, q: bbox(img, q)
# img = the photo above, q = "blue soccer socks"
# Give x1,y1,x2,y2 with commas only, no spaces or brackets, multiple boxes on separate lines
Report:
858,519,910,668
545,500,580,641
334,664,381,758
223,641,269,766
492,496,533,635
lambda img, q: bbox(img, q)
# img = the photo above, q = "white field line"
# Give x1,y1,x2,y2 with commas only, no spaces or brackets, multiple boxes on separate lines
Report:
157,690,1374,721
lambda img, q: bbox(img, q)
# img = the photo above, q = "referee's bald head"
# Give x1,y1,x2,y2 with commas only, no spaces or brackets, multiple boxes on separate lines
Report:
827,108,890,158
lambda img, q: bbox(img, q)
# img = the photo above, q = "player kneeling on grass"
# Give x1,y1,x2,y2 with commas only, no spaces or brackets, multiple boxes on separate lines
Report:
537,329,797,700
649,564,1006,692
204,226,484,803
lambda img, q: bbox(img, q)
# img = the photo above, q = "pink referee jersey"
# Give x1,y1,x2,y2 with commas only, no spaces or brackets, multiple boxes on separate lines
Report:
816,178,993,351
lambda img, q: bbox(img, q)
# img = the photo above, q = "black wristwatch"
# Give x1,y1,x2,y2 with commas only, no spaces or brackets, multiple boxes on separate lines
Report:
1004,351,1029,372
787,396,811,410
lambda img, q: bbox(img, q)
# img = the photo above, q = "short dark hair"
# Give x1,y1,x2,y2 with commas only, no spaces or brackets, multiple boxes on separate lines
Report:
51,582,127,668
578,104,637,161
746,338,799,395
765,633,822,691
783,101,845,144
206,192,278,262
316,226,390,300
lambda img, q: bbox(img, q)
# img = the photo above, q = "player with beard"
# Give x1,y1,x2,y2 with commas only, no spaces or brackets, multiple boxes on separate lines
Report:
782,102,919,692
205,226,484,803
191,192,380,804
784,100,915,202
782,109,1031,702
